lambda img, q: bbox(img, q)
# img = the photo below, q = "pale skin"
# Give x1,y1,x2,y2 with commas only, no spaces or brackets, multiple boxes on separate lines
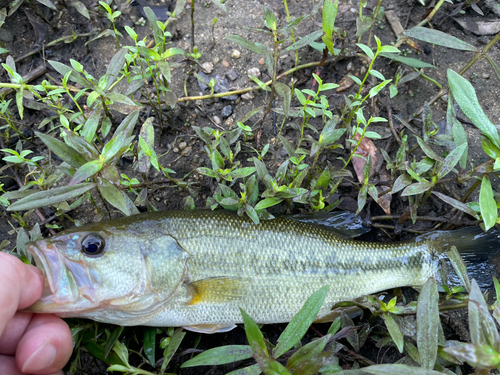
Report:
0,253,72,375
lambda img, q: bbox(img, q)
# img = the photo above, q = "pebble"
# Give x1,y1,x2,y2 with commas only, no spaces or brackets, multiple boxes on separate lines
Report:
258,57,265,65
226,69,239,81
226,117,234,126
247,67,261,77
178,141,187,150
241,92,254,100
360,66,367,75
440,94,448,102
201,62,214,74
231,50,241,59
222,59,230,67
482,72,491,79
222,105,233,118
346,62,353,71
181,147,192,157
213,116,222,125
173,147,179,153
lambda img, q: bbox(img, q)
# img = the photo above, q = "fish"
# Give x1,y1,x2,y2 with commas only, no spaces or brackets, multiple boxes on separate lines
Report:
25,209,498,334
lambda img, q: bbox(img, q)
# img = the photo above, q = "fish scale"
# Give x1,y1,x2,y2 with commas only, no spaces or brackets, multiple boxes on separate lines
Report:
27,210,441,332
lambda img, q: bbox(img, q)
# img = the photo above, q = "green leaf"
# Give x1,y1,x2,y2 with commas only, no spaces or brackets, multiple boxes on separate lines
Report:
254,198,283,211
264,7,277,30
432,192,479,219
357,185,367,214
286,334,331,370
417,277,439,369
143,327,156,367
36,132,86,168
7,183,95,211
275,82,291,118
181,345,253,367
273,286,329,358
104,326,124,360
160,328,185,372
469,279,500,350
97,178,130,216
229,167,256,179
401,181,434,196
446,245,471,293
254,345,292,375
81,107,102,143
369,79,392,98
361,363,444,374
240,308,268,356
138,118,155,173
70,159,104,185
357,43,374,59
437,143,466,180
285,30,324,52
404,27,477,51
448,69,500,148
380,53,436,69
225,35,268,54
448,96,468,169
479,175,497,231
49,60,90,88
383,314,404,353
106,48,127,89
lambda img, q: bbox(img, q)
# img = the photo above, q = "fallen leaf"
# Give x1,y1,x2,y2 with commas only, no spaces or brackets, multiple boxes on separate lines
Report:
352,134,392,214
454,17,500,35
336,75,354,92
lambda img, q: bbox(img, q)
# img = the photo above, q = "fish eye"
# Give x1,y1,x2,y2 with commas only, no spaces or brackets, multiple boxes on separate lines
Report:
81,234,105,256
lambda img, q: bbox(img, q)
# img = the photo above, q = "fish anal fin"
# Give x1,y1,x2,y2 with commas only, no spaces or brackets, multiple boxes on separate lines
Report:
185,277,245,305
183,323,237,334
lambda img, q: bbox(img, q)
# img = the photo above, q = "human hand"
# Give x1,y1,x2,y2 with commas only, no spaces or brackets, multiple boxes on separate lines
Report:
0,252,73,375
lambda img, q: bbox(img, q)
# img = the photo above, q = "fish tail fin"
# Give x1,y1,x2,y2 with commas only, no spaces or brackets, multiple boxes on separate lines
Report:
417,227,500,289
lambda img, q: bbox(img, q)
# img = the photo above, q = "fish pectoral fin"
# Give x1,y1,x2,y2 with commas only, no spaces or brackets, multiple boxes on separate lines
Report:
183,323,237,334
185,277,245,305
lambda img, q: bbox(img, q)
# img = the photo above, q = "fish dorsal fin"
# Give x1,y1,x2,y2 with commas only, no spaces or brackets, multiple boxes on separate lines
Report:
185,277,245,305
183,323,237,334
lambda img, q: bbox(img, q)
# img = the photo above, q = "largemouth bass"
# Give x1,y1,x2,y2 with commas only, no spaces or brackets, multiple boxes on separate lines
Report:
25,210,493,333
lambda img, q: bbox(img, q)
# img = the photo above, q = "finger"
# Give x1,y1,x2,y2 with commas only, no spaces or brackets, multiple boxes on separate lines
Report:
0,355,64,375
16,314,72,375
0,311,32,355
0,253,44,337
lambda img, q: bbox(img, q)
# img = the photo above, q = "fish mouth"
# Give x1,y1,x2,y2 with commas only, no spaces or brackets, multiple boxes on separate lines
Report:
26,241,93,313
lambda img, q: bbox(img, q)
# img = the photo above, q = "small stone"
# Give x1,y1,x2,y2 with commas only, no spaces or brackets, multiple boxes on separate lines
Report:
181,147,192,157
440,94,448,102
173,147,179,153
231,49,241,59
482,72,491,79
225,117,234,126
226,69,239,81
222,105,233,118
346,62,353,71
241,92,254,100
201,62,214,74
222,59,230,67
359,66,367,75
258,57,265,65
213,116,222,125
247,67,261,77
178,141,187,150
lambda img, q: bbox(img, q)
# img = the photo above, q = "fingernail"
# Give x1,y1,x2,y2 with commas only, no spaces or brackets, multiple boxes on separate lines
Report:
22,341,57,373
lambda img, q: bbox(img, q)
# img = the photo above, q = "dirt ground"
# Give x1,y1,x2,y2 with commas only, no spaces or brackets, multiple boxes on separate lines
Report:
1,0,500,373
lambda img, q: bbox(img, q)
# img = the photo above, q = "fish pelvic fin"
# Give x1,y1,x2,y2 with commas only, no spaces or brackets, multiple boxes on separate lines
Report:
185,277,245,305
183,323,237,334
